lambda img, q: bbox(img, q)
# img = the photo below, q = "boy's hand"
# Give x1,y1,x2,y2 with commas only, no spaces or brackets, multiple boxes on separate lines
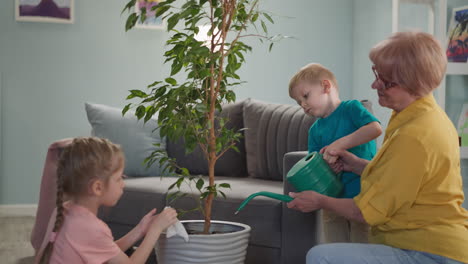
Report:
150,208,178,234
320,144,341,164
328,149,369,175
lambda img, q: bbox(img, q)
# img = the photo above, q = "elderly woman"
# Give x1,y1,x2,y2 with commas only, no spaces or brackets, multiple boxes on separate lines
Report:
287,31,468,264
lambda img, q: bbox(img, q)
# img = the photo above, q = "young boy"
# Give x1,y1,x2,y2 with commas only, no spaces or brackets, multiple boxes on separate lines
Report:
289,63,382,243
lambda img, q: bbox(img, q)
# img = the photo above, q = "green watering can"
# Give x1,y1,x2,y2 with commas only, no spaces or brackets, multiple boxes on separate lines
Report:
235,152,343,214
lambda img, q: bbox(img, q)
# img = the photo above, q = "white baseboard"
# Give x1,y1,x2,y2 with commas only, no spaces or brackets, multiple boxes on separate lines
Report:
0,204,37,217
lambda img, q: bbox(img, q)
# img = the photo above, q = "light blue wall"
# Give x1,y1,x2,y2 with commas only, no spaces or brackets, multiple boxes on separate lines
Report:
1,0,466,205
0,0,355,204
352,0,468,207
235,0,354,104
352,0,393,147
0,0,169,204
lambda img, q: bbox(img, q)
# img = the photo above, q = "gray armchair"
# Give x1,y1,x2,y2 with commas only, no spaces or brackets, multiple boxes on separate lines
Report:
281,151,323,264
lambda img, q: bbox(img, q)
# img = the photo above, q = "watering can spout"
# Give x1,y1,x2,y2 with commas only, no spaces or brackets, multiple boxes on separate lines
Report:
236,152,343,213
235,191,294,214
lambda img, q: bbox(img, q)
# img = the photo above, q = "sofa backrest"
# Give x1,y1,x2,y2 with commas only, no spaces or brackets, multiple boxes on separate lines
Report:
243,99,316,181
166,100,247,177
242,99,374,181
166,99,374,180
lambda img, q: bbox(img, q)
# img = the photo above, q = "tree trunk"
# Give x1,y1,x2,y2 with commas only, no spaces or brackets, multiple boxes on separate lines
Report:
204,94,217,234
203,157,215,233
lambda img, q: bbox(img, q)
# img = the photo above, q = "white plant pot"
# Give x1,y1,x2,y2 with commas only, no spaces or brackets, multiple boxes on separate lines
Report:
155,220,251,264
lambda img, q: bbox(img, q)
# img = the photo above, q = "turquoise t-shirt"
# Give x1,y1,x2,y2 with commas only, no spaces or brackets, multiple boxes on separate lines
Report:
308,100,379,198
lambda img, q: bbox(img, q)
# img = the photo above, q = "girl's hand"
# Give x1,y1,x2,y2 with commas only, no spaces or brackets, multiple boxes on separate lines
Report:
136,208,157,238
150,208,178,234
286,191,325,213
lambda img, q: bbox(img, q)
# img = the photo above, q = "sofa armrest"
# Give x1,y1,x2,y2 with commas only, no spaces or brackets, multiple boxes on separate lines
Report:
282,151,308,191
281,151,320,264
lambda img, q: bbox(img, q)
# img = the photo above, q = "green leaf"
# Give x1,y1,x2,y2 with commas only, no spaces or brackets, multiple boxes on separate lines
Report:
176,177,184,188
214,7,223,18
232,145,240,153
168,182,177,190
219,190,226,199
144,106,156,123
170,62,183,76
125,13,138,31
181,167,190,176
196,179,204,190
167,14,180,31
121,0,136,15
139,7,147,23
251,13,259,22
155,5,171,17
140,13,147,23
165,77,177,85
135,105,146,119
261,20,268,34
127,89,148,99
219,183,231,189
148,81,162,88
195,104,207,112
200,192,209,199
263,13,274,24
122,103,132,116
154,86,167,98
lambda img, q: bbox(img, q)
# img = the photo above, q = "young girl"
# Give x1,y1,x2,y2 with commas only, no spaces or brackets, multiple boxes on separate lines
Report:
36,137,177,264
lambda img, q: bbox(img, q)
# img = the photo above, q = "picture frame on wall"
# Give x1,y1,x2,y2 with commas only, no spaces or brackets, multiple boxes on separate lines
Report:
446,5,468,63
458,103,468,146
135,0,165,30
15,0,74,24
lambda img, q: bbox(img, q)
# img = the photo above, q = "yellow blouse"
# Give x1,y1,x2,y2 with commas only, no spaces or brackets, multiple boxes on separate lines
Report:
354,94,468,263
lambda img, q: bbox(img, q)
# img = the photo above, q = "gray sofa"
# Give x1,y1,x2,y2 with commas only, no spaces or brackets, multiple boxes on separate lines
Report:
97,98,372,264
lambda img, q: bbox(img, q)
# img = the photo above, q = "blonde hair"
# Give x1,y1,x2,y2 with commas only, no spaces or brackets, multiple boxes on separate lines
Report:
289,63,339,97
39,137,124,264
369,31,447,96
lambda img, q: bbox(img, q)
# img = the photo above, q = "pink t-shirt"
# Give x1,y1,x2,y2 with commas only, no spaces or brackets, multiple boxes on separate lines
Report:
47,202,121,264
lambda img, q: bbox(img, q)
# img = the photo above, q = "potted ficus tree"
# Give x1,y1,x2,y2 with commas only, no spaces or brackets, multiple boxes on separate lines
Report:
122,0,282,262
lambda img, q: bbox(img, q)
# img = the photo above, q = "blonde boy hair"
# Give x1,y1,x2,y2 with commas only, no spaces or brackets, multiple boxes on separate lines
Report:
289,63,339,97
369,31,447,97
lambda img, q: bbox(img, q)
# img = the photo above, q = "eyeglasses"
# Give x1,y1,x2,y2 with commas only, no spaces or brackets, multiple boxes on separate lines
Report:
372,65,397,89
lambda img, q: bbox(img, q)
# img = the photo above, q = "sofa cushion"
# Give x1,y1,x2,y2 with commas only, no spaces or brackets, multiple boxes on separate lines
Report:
166,100,247,177
243,99,316,181
101,176,283,248
85,102,165,177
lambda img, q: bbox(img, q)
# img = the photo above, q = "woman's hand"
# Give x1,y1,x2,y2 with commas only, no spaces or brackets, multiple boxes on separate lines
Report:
329,149,369,175
287,191,367,224
287,191,325,213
